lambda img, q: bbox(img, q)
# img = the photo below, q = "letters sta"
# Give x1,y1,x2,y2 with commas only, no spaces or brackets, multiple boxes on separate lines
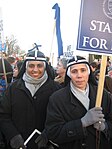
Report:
90,20,112,33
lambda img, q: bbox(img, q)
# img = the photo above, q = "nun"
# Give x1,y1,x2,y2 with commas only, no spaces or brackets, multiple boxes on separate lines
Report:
45,56,112,149
0,46,61,149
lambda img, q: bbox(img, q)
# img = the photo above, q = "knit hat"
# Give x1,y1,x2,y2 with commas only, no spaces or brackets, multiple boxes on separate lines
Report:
25,46,46,61
64,56,97,86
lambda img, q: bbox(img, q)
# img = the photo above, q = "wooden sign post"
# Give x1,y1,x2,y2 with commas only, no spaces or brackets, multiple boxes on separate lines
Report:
95,55,107,107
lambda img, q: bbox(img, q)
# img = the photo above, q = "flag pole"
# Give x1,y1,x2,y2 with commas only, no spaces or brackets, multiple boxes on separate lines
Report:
50,19,56,65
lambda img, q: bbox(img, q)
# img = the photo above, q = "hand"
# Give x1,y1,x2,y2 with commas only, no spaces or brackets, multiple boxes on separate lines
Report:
35,134,48,149
0,141,5,149
81,107,104,127
19,145,26,149
10,134,26,149
46,144,55,149
94,121,105,131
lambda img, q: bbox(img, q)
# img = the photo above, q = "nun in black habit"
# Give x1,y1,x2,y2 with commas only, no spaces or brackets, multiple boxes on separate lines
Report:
45,56,112,149
0,46,61,149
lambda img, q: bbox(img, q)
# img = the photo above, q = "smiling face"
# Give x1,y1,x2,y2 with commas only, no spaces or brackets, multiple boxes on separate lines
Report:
70,63,89,90
26,61,45,79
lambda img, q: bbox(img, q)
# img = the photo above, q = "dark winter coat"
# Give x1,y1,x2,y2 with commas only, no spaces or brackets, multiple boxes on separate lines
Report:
0,77,61,149
45,83,112,149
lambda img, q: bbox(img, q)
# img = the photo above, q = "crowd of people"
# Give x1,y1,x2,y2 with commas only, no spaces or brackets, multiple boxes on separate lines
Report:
0,46,112,149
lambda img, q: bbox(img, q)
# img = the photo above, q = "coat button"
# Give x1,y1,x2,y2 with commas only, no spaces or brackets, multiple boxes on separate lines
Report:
82,143,86,147
33,96,36,100
68,131,73,135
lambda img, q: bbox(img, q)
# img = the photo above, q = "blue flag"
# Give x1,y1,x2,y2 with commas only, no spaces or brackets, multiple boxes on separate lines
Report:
52,3,63,58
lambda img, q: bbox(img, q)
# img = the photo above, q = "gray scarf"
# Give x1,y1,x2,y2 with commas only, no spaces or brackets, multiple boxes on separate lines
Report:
70,81,90,110
23,71,48,96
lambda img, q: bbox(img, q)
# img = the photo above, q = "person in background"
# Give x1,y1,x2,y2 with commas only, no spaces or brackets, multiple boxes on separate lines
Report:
0,58,13,149
54,57,68,87
94,69,100,83
46,56,56,80
108,67,112,78
104,75,112,94
7,57,16,69
97,57,110,76
45,56,112,149
94,68,112,94
0,46,61,149
12,60,24,81
0,52,8,59
90,61,98,74
0,58,13,97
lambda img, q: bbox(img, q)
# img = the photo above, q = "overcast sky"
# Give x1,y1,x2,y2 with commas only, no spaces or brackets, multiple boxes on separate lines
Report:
1,0,82,62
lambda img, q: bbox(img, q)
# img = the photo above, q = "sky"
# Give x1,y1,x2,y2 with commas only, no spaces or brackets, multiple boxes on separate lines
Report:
0,0,84,65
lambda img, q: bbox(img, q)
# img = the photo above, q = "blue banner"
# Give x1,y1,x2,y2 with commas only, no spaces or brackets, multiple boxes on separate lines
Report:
77,0,112,55
52,3,63,57
0,43,6,51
